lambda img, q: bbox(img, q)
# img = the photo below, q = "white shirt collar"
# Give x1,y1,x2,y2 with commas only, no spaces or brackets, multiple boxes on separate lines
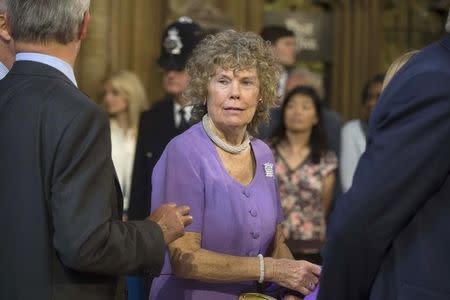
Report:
173,102,193,127
0,61,9,80
15,52,77,86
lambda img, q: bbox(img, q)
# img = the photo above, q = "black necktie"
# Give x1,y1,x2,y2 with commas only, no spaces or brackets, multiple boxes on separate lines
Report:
178,108,189,131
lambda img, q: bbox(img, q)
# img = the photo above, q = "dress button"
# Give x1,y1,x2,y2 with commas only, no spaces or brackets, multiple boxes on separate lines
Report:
243,189,250,198
251,232,260,239
249,209,257,217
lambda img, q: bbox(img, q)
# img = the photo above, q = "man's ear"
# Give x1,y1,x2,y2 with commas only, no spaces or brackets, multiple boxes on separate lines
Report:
78,11,90,41
0,13,12,42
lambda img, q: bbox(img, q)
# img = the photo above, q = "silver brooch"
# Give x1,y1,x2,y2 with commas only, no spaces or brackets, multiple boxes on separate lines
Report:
263,162,274,177
163,28,183,55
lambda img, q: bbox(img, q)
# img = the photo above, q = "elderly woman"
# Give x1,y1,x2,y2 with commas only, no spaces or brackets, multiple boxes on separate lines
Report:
150,30,320,300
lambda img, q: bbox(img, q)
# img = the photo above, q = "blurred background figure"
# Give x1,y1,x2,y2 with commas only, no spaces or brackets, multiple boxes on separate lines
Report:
101,70,148,221
285,68,343,210
102,70,150,300
127,16,204,300
270,86,337,265
261,25,297,99
339,74,384,193
0,0,14,78
128,17,204,222
258,25,297,139
286,68,342,158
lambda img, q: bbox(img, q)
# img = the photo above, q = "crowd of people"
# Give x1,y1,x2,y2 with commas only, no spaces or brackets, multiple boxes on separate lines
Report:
2,1,450,300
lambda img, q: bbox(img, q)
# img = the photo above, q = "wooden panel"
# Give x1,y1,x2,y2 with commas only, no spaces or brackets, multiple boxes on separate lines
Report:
245,0,265,33
75,1,110,101
76,0,167,104
329,0,384,121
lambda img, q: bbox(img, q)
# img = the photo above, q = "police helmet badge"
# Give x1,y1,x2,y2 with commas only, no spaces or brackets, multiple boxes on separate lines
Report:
163,28,183,55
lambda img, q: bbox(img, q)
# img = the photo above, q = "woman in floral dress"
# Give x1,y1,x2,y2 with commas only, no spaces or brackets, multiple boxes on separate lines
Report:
269,86,337,264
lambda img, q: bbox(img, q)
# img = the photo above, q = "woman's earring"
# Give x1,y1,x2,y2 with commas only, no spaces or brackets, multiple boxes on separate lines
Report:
203,98,207,106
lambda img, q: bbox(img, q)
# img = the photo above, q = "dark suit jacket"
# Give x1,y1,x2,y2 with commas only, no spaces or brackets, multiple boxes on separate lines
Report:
318,35,450,300
128,98,184,220
0,61,165,300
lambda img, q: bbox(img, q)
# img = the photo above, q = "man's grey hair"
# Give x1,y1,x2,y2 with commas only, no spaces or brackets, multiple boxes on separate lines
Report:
5,0,90,44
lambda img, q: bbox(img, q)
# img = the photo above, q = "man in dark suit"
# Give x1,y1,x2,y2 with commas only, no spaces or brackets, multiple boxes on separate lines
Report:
128,17,204,221
318,15,450,300
0,1,192,300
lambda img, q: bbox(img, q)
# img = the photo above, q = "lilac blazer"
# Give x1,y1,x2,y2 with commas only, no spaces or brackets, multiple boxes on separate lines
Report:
150,122,283,299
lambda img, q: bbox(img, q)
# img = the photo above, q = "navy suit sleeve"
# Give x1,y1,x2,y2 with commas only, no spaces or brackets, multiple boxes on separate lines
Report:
318,71,450,299
50,104,165,276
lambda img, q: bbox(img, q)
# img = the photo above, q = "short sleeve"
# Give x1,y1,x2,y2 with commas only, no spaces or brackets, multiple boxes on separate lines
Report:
274,179,284,225
265,142,285,225
320,150,338,178
151,138,205,233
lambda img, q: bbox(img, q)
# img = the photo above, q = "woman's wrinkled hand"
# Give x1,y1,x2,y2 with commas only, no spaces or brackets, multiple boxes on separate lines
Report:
267,258,320,296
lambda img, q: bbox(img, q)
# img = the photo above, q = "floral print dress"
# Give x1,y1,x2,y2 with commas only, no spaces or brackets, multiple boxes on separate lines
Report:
272,147,337,253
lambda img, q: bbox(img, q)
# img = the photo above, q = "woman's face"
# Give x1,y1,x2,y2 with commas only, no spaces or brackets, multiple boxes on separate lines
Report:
207,68,260,132
103,83,128,116
284,94,318,133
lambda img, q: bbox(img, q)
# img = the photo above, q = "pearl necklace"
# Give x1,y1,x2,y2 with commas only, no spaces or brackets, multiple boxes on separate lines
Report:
202,114,250,154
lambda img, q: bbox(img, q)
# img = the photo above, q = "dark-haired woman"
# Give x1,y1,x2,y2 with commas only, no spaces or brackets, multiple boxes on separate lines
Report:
270,86,337,264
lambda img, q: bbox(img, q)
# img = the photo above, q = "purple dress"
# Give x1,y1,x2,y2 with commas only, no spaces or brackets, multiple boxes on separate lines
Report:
150,122,283,299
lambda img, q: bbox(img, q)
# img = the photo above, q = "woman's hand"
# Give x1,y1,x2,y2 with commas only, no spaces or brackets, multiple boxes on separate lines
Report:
266,258,320,296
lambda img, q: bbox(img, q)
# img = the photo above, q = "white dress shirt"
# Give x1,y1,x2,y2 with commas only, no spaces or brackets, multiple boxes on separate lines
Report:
173,102,193,128
340,119,367,192
110,120,136,211
278,69,288,100
0,61,9,80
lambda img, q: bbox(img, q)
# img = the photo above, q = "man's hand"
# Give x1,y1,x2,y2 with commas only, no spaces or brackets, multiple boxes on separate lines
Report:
148,203,193,245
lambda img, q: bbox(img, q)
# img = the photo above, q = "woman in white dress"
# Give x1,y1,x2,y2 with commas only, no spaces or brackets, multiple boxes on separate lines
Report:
101,70,148,220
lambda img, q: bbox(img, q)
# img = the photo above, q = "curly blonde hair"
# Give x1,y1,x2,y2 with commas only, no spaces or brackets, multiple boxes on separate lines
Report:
185,29,281,135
